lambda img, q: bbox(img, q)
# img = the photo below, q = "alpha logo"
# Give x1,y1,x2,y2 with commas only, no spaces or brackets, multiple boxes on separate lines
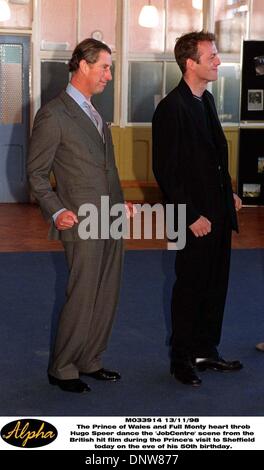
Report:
1,419,58,448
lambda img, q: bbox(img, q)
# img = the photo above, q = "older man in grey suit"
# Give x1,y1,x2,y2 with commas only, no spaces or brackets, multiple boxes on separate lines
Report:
27,39,125,393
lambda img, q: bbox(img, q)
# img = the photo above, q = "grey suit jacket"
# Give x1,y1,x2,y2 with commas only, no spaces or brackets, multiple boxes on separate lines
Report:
27,91,124,241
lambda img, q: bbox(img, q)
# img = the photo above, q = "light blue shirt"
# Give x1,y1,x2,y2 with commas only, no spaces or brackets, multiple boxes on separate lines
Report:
67,83,104,138
66,82,92,114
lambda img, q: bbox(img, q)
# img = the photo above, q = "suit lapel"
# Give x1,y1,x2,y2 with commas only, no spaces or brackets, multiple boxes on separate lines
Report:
103,122,113,169
203,92,226,145
59,90,105,153
177,80,209,143
177,79,222,149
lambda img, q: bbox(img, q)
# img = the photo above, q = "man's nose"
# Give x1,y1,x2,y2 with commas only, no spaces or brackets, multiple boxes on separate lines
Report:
106,70,112,81
215,55,221,66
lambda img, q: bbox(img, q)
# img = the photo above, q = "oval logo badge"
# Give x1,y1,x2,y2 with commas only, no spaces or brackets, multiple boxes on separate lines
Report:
1,419,58,448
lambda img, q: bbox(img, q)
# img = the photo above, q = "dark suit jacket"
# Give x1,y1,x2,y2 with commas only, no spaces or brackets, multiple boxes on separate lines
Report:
27,90,124,241
152,79,238,231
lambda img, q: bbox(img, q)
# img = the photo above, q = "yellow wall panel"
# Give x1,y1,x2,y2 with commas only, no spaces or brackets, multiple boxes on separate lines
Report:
224,127,239,190
111,126,239,201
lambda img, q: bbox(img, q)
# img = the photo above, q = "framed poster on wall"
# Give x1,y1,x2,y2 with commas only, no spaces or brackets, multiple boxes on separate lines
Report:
240,40,264,121
238,128,264,205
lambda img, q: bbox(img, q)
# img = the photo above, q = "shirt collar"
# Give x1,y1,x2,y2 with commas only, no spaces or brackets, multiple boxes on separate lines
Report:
66,83,91,108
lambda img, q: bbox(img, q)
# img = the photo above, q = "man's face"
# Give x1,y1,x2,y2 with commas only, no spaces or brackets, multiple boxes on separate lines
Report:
85,51,112,95
192,41,221,82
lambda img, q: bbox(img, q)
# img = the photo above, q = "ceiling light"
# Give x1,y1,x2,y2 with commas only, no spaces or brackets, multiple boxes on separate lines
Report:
192,0,203,10
0,0,11,22
138,2,159,28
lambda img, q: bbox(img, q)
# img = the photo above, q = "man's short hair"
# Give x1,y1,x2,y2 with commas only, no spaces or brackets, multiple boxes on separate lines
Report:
69,38,111,72
174,31,216,74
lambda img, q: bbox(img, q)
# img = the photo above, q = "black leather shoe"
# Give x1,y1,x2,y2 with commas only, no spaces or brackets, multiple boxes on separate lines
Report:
48,374,91,393
171,363,202,386
81,368,121,381
195,356,243,372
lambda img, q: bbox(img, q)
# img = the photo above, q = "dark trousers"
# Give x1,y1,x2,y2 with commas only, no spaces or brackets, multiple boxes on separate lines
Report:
171,217,232,364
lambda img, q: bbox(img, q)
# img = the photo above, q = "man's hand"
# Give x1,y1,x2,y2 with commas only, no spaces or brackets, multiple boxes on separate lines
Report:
55,210,78,230
189,216,211,238
125,201,137,219
233,193,242,211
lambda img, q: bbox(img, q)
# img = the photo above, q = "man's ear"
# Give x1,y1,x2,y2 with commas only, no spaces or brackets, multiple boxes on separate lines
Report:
79,59,89,74
186,57,196,72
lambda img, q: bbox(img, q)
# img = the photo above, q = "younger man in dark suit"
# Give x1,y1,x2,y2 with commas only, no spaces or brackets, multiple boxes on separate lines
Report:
152,31,243,386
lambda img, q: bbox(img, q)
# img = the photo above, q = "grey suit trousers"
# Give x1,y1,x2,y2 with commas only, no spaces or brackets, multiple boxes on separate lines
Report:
48,238,123,380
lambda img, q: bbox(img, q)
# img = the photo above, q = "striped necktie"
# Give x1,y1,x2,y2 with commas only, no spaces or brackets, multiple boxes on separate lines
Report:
83,100,104,141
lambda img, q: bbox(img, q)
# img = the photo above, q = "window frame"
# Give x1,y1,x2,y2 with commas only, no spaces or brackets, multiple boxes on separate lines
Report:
31,0,253,126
